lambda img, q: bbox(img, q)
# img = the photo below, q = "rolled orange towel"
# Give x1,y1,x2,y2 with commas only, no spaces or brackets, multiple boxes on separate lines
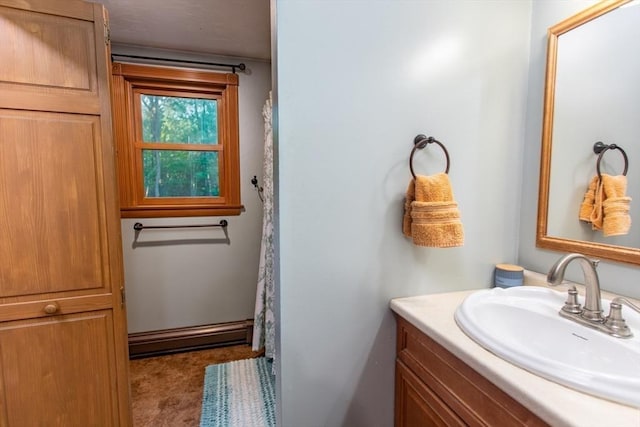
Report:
601,174,631,236
403,173,464,248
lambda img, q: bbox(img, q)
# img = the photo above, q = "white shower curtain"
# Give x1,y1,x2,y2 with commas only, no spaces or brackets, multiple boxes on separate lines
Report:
252,93,275,360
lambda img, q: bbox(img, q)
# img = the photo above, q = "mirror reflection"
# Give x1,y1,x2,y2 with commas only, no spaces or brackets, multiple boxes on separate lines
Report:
537,0,640,264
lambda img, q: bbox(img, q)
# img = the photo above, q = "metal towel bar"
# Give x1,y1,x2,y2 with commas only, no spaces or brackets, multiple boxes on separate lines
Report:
133,220,228,231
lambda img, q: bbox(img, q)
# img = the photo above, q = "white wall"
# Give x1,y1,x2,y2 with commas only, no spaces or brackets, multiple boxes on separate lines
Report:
517,1,640,300
275,1,532,425
113,46,272,333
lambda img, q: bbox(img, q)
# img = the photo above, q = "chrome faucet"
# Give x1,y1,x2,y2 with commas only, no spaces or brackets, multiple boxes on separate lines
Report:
547,253,635,338
547,253,603,322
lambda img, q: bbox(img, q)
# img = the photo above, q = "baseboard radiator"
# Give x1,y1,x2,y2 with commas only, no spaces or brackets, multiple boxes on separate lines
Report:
128,319,254,359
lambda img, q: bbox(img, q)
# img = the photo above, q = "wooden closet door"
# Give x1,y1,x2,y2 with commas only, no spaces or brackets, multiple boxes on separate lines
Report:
0,1,131,425
0,312,118,426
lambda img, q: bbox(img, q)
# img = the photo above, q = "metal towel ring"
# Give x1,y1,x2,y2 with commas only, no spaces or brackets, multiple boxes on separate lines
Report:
594,141,628,179
409,134,450,179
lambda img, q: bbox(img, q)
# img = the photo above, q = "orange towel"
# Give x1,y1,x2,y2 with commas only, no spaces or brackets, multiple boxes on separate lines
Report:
601,174,631,237
589,178,604,230
410,201,464,247
402,179,415,238
603,198,631,236
414,173,454,202
581,174,632,235
579,176,599,223
403,173,464,248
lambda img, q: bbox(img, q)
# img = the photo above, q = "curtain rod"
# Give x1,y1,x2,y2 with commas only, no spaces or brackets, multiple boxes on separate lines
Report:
111,53,246,73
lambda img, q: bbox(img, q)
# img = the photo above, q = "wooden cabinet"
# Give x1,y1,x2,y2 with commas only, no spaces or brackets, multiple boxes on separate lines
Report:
395,317,548,427
0,0,131,425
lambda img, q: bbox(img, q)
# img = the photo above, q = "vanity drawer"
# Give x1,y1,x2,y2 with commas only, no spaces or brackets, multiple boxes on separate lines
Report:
396,317,548,427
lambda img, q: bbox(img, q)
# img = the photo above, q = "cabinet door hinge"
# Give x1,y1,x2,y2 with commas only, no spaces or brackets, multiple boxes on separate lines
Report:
104,23,111,45
120,286,126,307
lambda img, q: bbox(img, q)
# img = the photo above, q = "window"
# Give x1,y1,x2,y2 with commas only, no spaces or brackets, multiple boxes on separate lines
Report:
111,63,241,217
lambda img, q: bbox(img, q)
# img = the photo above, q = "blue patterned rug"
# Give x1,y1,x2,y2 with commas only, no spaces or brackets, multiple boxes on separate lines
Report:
200,357,275,427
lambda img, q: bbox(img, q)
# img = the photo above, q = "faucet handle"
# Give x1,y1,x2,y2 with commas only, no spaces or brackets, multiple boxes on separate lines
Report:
561,288,583,314
605,301,633,338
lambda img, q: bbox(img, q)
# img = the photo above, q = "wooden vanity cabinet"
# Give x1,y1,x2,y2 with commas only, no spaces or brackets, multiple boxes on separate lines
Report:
395,316,549,427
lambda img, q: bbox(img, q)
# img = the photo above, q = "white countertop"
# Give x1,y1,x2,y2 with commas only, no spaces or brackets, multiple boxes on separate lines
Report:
390,283,640,427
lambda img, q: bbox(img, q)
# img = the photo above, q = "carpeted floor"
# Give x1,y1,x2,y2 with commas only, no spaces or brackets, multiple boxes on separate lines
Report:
129,345,263,427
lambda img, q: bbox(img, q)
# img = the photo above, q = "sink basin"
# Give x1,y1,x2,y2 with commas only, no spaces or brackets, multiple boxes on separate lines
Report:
454,286,640,407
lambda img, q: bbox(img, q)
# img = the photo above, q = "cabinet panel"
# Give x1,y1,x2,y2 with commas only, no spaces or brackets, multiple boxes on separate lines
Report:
395,360,465,427
0,2,102,114
0,6,94,90
0,110,106,297
0,311,118,426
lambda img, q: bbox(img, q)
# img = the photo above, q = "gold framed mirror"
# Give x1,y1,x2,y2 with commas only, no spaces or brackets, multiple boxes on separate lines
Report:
536,0,640,265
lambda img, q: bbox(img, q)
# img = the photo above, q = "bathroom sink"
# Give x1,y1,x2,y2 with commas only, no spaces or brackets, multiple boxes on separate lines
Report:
454,286,640,407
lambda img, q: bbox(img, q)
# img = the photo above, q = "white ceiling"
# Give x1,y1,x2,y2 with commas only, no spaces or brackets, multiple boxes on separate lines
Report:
99,0,271,61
